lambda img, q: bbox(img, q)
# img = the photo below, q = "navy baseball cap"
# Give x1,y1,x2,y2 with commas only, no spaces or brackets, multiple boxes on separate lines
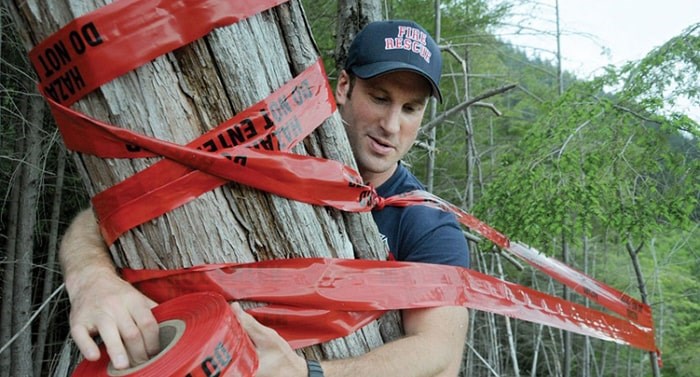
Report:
344,20,443,102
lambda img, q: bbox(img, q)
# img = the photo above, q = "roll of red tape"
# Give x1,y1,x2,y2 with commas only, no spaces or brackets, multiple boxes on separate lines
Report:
71,292,257,377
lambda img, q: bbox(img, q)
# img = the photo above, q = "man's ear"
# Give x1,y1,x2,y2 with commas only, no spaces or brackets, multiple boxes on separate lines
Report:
335,70,350,106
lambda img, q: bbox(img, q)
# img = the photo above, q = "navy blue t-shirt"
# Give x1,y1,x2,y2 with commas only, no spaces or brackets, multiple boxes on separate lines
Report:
372,164,470,268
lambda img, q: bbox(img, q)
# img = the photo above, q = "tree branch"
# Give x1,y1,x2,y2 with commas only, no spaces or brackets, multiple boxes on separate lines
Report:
421,84,517,134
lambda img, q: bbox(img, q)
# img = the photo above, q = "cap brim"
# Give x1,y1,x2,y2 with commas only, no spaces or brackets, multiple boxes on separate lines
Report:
352,62,443,102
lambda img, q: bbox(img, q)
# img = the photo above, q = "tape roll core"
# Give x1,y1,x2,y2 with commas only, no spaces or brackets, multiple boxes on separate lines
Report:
106,319,186,376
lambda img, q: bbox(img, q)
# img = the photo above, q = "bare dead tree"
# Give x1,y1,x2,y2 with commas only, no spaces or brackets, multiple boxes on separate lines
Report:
0,109,23,377
10,84,45,377
33,143,67,376
626,240,661,377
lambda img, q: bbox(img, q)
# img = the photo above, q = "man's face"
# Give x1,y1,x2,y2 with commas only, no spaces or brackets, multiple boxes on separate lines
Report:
336,70,431,186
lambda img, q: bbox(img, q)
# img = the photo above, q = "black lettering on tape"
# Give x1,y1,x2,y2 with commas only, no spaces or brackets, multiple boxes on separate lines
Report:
81,22,104,47
217,133,232,149
69,22,104,56
269,95,293,122
201,140,218,152
198,110,277,152
184,342,232,377
69,30,87,54
261,108,275,130
240,118,258,139
224,124,248,147
189,342,231,377
291,79,314,106
274,117,302,151
44,66,86,102
37,41,71,79
233,156,247,166
36,22,103,81
201,356,220,377
252,135,277,151
358,190,373,206
213,342,232,370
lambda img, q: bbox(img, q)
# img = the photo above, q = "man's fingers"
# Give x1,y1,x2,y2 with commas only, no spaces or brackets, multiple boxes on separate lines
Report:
95,320,130,370
230,302,307,377
116,319,150,367
131,303,161,356
70,325,101,361
230,302,276,347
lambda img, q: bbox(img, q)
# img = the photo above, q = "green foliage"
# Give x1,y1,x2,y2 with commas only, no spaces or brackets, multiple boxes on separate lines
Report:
622,23,700,115
474,59,699,246
464,19,699,376
644,230,700,377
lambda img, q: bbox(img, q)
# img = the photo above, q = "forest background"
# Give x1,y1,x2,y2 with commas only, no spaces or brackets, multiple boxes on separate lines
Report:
0,0,698,376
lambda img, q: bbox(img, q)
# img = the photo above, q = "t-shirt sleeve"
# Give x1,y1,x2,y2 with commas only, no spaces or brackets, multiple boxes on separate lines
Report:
394,205,470,268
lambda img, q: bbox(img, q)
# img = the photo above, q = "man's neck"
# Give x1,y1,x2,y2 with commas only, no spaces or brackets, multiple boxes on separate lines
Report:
361,164,398,188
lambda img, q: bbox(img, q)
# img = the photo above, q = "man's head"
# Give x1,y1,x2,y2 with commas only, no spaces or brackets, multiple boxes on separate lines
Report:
336,20,442,186
344,20,442,102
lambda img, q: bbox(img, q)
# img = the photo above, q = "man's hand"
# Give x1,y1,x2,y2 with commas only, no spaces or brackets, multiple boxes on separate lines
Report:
231,302,307,377
60,209,160,369
67,267,159,369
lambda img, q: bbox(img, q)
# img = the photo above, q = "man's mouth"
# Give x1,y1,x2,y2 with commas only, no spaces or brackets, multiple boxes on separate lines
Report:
369,136,394,154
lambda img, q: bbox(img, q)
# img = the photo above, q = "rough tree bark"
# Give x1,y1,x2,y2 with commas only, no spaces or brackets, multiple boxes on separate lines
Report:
334,0,382,73
11,86,45,377
0,102,24,377
34,144,67,376
5,0,401,372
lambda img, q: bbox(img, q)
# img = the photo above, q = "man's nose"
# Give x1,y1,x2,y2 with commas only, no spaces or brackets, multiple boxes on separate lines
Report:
381,107,402,134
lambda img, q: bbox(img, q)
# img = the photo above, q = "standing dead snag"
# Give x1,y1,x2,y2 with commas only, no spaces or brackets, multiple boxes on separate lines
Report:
5,0,402,369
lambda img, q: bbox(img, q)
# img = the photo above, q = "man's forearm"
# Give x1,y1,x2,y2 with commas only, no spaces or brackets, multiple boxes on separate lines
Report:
233,303,468,377
321,306,469,377
59,208,160,368
322,334,448,377
60,209,116,293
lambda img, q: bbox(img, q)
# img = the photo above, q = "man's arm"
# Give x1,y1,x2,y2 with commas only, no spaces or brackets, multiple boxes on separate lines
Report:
59,209,160,369
234,303,469,377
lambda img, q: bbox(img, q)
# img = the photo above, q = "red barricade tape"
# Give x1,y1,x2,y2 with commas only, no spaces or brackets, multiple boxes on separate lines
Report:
385,190,655,329
29,0,290,106
71,292,257,376
30,0,660,365
122,258,658,353
87,60,339,244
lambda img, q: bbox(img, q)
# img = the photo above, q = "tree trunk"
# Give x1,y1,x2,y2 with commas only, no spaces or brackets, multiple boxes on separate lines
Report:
582,234,591,377
5,0,400,371
11,84,45,377
33,143,67,376
334,0,382,73
425,1,440,192
561,237,572,377
626,240,661,377
0,99,25,377
496,254,520,377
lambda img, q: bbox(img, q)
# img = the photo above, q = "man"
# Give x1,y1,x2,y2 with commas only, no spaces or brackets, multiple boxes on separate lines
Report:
60,20,470,376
